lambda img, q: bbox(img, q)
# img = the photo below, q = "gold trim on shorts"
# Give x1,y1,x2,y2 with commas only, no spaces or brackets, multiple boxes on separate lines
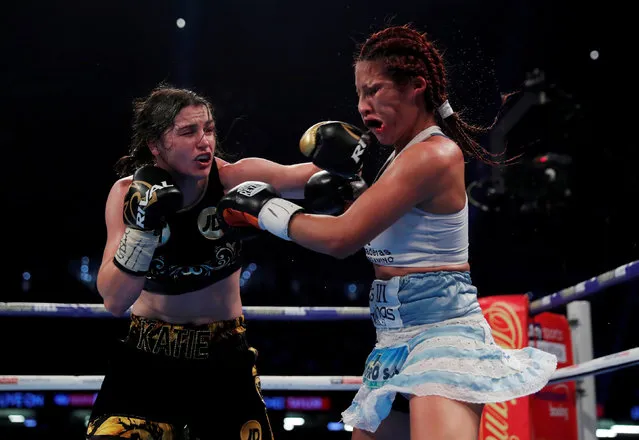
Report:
124,314,246,360
86,415,179,439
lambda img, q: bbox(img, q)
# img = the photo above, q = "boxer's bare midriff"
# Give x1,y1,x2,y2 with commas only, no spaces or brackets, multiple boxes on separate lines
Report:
373,262,471,281
131,269,243,325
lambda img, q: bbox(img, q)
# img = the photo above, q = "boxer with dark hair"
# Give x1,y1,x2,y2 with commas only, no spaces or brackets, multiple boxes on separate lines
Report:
87,84,321,440
216,25,557,440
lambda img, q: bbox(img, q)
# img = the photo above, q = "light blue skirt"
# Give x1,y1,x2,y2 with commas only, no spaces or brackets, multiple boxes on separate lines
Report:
341,272,558,433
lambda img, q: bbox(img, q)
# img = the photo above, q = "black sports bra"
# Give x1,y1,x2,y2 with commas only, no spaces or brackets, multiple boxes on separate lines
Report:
143,165,242,295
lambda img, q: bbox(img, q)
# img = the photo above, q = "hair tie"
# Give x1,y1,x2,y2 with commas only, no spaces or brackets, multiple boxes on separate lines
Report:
437,100,454,119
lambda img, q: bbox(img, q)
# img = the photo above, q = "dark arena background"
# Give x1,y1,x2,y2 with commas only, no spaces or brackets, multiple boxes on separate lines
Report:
2,0,637,439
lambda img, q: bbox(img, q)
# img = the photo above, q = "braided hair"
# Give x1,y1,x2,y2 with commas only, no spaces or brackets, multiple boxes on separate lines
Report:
356,24,515,165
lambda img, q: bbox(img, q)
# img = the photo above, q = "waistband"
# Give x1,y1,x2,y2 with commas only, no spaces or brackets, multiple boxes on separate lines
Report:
124,313,246,360
370,271,480,329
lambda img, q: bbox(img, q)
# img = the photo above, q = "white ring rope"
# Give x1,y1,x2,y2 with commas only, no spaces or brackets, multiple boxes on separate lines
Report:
1,347,637,391
2,260,637,320
0,303,371,320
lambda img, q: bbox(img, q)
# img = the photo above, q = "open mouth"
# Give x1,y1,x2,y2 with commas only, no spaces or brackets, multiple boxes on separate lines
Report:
364,119,383,129
195,153,212,164
364,118,384,134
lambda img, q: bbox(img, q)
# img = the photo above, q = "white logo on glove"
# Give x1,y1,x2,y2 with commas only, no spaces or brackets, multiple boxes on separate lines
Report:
351,139,367,163
237,182,267,198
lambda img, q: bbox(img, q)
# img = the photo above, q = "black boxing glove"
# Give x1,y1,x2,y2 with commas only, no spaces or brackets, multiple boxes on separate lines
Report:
304,170,368,215
216,181,304,241
113,166,183,275
299,121,370,178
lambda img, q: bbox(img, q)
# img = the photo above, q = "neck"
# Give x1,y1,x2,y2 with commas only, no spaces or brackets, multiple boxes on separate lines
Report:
175,175,208,209
394,114,438,154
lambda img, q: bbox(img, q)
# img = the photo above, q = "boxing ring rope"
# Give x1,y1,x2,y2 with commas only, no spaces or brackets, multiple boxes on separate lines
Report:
1,261,638,391
1,259,637,320
2,346,638,391
0,303,370,320
528,259,639,315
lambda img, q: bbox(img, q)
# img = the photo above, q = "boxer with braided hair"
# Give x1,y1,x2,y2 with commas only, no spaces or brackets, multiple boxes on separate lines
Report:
217,25,556,439
356,24,514,165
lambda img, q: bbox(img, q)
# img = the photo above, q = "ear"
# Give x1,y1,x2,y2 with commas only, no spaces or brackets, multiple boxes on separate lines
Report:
148,140,160,157
412,76,427,97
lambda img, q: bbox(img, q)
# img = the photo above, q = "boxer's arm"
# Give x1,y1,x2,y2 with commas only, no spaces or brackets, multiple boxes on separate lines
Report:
288,140,463,258
96,178,147,316
218,157,321,198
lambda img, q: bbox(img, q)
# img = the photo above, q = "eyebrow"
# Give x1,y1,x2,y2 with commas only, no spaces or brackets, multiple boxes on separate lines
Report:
175,120,215,131
355,82,381,94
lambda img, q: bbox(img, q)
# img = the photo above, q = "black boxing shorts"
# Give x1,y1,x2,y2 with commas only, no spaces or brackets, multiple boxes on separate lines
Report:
87,314,273,440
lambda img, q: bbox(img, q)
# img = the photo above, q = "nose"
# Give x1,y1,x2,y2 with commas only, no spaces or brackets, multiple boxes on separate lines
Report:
358,96,372,118
197,129,211,148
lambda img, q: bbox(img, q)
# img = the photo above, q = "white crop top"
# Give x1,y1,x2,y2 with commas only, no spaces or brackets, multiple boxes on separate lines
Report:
363,126,469,267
